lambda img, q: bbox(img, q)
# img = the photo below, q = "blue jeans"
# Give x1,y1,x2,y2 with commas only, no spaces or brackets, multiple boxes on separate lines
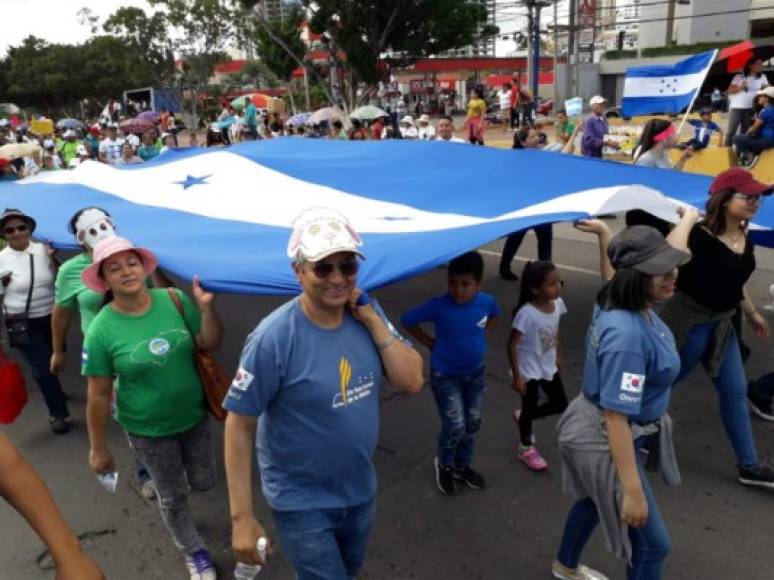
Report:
272,498,375,580
15,315,69,419
430,367,486,468
733,134,774,156
674,322,758,467
557,438,671,580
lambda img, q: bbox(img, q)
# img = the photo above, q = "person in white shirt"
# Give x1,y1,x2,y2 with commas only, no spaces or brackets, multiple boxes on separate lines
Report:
726,57,770,146
98,125,125,165
0,209,70,434
416,114,436,140
434,115,466,143
399,115,418,139
498,83,512,130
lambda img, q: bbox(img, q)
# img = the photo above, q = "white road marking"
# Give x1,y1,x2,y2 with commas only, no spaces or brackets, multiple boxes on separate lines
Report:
479,250,600,277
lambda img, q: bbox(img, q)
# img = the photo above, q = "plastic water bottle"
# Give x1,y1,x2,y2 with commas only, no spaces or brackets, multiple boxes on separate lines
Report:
234,537,268,580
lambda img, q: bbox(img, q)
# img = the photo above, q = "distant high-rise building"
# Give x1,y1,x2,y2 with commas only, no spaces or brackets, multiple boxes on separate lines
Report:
255,0,286,22
440,0,497,57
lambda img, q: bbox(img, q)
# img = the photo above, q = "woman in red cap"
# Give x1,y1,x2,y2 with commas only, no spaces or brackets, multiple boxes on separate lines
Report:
82,237,223,580
660,168,774,489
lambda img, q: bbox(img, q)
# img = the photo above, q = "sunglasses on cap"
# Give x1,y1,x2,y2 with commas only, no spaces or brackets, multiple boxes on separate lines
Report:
310,258,359,279
3,224,28,235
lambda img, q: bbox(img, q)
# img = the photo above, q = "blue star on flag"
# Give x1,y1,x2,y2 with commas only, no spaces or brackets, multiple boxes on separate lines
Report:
175,174,212,189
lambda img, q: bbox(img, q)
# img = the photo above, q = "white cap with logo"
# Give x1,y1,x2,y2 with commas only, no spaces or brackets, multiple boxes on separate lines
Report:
287,207,364,263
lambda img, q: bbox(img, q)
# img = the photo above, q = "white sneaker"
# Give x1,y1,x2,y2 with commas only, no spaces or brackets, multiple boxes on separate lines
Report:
551,560,609,580
185,549,217,580
140,479,157,500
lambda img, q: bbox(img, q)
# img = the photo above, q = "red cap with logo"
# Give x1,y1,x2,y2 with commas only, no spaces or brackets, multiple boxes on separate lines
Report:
709,168,772,196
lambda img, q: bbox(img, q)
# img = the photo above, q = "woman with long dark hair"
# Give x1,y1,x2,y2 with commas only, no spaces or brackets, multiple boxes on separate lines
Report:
726,57,770,146
660,168,774,489
465,87,487,145
553,223,691,580
633,119,692,170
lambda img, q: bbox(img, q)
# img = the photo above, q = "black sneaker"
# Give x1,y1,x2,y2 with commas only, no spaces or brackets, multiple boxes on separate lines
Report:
49,416,70,435
738,463,774,489
454,466,486,490
499,269,519,281
434,457,456,495
748,392,774,422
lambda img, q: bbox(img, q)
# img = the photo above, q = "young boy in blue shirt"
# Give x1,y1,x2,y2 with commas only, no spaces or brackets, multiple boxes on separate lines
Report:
401,251,500,495
683,107,724,150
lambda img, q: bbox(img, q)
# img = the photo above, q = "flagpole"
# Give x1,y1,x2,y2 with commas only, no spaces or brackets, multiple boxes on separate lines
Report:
676,49,718,136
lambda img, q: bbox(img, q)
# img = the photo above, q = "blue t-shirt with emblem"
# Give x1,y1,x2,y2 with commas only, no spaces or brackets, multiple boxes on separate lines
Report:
223,297,398,511
400,292,500,374
582,306,680,424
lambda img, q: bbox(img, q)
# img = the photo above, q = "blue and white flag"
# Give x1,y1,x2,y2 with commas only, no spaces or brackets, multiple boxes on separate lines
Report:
622,50,717,118
0,139,769,295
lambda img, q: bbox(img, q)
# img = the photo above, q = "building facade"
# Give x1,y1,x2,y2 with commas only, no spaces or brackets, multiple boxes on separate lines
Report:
440,0,497,57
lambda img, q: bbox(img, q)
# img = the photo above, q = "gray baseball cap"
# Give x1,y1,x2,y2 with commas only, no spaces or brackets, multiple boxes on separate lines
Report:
608,225,690,275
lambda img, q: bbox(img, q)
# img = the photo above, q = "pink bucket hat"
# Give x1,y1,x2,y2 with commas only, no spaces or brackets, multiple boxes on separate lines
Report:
81,236,158,293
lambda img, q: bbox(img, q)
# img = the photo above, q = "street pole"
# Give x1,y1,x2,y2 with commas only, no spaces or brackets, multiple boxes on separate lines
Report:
665,0,677,47
526,7,534,97
567,0,577,99
303,66,311,111
532,2,541,101
553,0,558,105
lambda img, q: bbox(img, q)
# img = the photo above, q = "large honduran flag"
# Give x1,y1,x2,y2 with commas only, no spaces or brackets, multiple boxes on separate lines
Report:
0,139,771,295
622,50,717,118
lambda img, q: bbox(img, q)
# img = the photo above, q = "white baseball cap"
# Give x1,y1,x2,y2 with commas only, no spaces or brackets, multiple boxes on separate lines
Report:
757,87,774,99
400,115,415,126
286,207,364,263
589,95,608,106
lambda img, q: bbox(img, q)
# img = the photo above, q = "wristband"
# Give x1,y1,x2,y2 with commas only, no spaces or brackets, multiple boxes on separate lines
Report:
376,334,397,351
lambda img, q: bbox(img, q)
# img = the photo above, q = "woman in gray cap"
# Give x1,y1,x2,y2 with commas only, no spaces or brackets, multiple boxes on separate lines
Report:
0,208,70,433
551,219,692,580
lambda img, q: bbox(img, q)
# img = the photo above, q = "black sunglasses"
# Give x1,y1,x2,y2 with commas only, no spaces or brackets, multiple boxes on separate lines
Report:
3,224,28,235
311,259,359,279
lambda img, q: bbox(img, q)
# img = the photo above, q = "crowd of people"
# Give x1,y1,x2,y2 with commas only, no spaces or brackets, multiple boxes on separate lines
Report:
2,161,774,580
1,55,774,580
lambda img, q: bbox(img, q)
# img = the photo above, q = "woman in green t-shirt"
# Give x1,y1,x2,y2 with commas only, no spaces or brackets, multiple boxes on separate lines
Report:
82,237,223,580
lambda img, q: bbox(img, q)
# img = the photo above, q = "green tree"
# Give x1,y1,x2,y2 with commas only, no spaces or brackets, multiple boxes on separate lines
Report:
239,0,496,111
103,7,176,86
147,0,236,126
250,7,307,113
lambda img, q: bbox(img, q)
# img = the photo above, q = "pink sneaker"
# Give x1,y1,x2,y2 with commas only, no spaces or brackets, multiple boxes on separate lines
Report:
517,445,548,471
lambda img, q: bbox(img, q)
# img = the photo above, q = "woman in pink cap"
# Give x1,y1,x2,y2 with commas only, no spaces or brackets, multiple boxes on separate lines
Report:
660,168,774,490
82,237,223,580
633,119,692,171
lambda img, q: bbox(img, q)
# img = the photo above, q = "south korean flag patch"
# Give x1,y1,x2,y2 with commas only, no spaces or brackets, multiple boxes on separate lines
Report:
231,367,254,391
620,372,645,394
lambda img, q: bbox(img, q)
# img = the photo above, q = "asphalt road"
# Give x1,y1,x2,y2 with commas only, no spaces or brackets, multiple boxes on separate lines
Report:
1,224,773,580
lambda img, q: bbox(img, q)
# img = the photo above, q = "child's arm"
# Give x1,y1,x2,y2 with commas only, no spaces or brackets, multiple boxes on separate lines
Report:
574,219,614,281
402,324,435,351
485,315,498,340
507,329,526,394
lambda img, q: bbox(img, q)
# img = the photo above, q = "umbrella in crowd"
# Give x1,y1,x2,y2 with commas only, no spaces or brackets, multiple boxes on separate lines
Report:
0,142,42,160
56,118,85,130
287,112,312,126
0,103,21,116
349,105,389,121
120,117,155,135
307,107,344,125
713,39,774,73
137,110,161,122
230,93,271,110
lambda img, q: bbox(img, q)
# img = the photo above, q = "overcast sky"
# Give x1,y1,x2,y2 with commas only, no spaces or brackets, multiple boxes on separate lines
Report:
1,0,151,56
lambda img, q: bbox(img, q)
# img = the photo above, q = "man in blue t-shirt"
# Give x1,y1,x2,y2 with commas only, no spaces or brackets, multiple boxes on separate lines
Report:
684,107,723,150
401,251,500,495
223,207,423,579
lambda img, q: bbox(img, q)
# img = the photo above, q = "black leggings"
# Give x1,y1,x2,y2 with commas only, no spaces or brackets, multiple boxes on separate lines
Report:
519,373,568,446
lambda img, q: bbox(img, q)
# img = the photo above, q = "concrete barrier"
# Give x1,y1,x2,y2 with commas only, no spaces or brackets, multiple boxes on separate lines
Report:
669,146,735,176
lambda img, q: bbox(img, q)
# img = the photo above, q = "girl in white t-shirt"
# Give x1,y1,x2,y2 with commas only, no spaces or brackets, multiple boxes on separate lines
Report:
507,260,568,471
